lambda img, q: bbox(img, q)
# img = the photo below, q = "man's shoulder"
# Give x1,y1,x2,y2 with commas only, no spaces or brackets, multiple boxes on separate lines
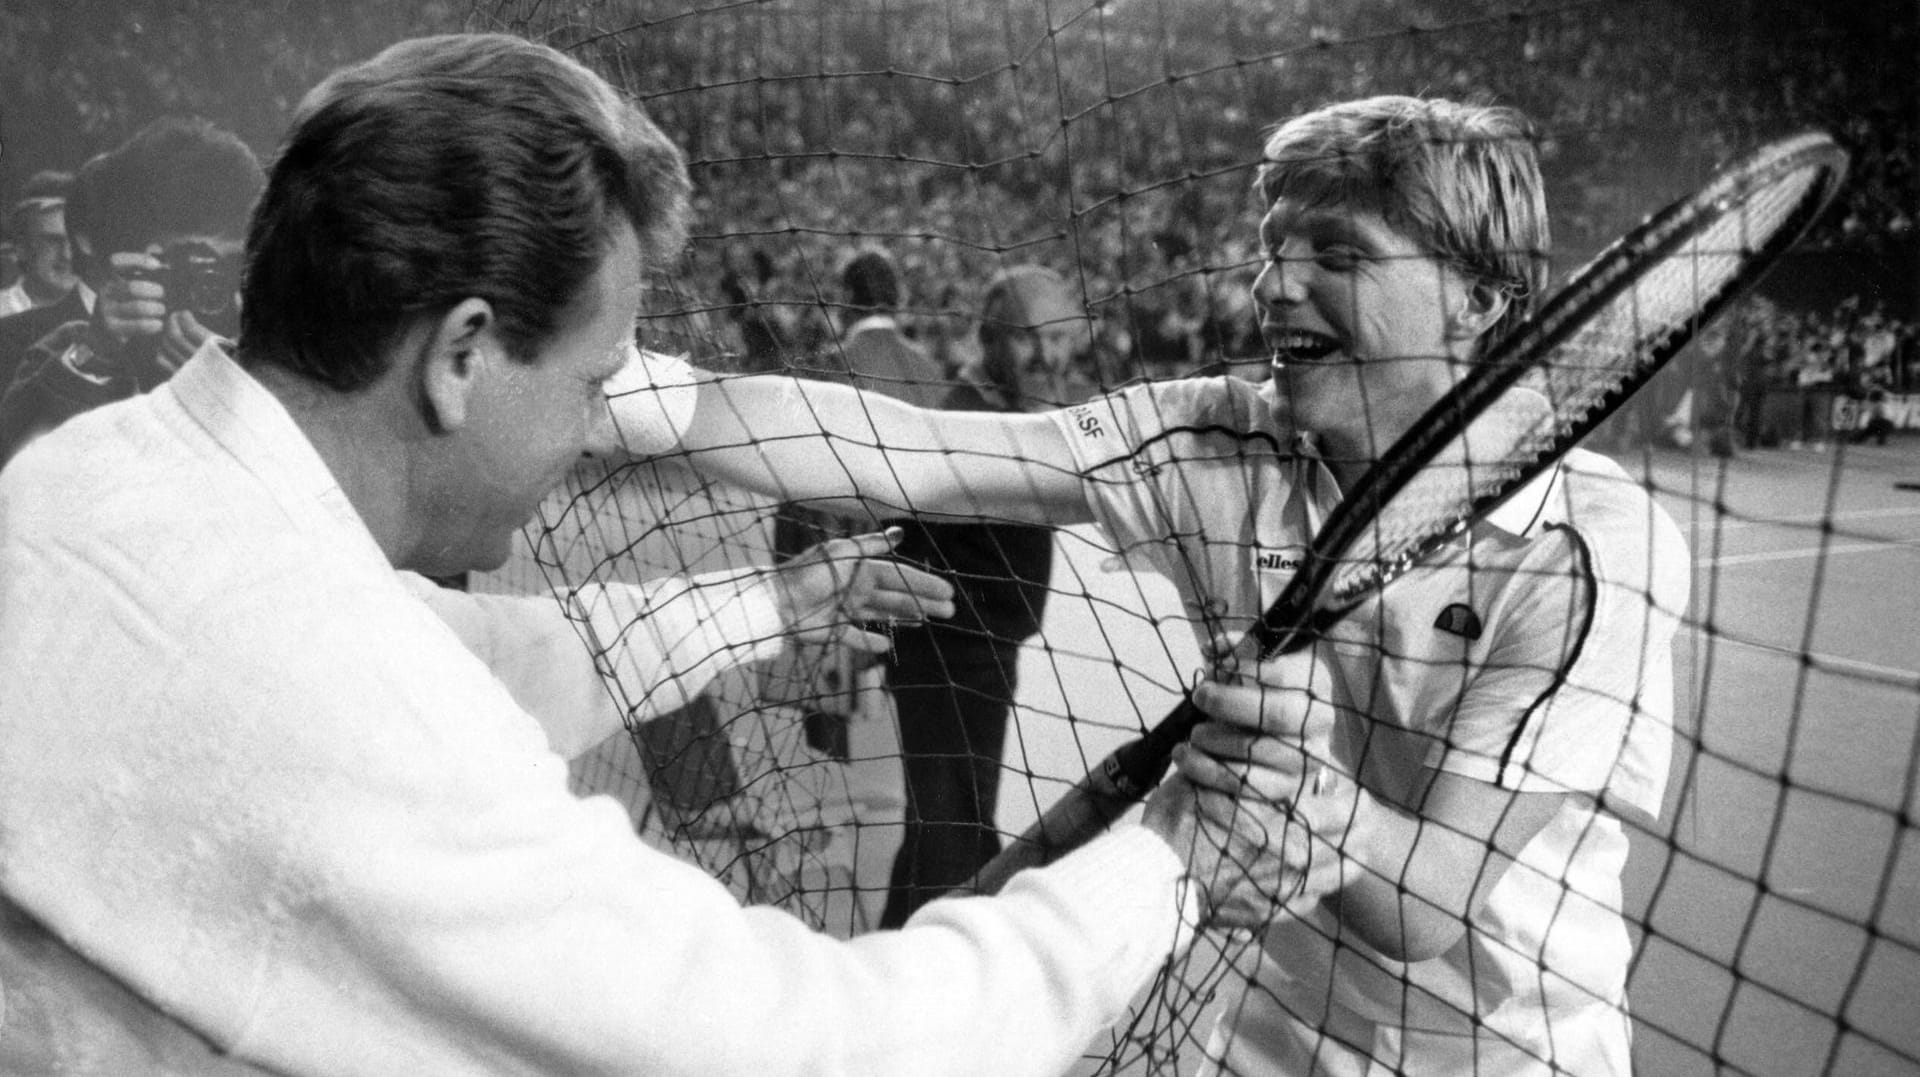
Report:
1555,449,1680,537
2,421,377,636
842,320,930,359
0,291,88,349
1540,448,1690,604
840,321,945,403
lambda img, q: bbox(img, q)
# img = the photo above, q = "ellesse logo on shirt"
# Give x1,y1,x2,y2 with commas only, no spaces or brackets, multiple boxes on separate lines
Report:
1254,545,1307,574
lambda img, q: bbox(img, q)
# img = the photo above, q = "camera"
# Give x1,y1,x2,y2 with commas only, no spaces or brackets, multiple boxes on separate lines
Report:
128,240,241,338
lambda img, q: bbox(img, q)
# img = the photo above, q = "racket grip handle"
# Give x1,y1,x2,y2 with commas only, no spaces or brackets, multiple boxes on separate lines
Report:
970,698,1204,895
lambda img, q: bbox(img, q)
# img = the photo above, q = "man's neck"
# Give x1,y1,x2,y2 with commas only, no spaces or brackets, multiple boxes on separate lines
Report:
249,360,420,571
1302,430,1374,494
21,276,71,306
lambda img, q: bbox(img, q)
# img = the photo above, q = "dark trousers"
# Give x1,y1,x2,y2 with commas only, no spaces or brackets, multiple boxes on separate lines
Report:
878,637,1022,928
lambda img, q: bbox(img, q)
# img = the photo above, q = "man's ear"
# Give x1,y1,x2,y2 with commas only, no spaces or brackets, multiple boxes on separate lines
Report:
1448,279,1510,344
416,298,496,435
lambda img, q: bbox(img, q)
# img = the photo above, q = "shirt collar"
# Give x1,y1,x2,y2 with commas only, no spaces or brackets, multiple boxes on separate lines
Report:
1479,462,1564,538
1286,423,1564,542
166,340,389,568
844,313,897,336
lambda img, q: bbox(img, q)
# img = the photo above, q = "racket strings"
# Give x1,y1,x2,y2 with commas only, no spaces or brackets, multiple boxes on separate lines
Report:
1323,155,1831,608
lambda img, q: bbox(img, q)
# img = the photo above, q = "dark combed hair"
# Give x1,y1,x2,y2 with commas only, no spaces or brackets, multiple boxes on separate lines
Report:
65,117,263,261
840,247,903,312
240,33,693,392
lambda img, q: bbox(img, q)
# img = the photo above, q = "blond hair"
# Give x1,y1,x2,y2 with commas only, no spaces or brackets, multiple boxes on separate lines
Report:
1256,95,1550,348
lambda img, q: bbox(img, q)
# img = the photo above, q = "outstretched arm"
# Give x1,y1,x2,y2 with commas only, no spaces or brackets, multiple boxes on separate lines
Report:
616,365,1097,528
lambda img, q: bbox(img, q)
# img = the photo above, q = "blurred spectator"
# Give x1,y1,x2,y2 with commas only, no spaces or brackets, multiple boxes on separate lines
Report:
1690,316,1747,457
878,265,1081,926
824,246,947,409
1725,294,1914,449
1127,231,1208,379
0,190,91,320
1853,385,1896,445
767,245,951,762
715,245,793,372
0,176,96,402
0,117,263,467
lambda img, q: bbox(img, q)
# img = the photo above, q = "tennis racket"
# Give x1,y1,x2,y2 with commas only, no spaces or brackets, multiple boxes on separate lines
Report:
972,129,1850,895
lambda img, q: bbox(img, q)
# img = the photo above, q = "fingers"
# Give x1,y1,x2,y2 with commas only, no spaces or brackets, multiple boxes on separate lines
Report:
98,253,168,344
101,284,167,342
776,527,956,653
1179,782,1311,929
824,526,907,562
835,624,893,656
857,558,954,620
1172,733,1313,807
802,528,955,619
1191,677,1315,739
158,311,210,373
1172,765,1358,931
1191,645,1332,738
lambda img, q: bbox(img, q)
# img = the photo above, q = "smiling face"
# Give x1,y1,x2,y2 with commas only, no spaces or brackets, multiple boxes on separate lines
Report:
1005,320,1082,404
979,267,1084,408
1252,196,1490,478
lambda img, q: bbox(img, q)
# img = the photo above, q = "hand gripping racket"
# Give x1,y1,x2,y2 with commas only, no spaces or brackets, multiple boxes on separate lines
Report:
972,130,1849,895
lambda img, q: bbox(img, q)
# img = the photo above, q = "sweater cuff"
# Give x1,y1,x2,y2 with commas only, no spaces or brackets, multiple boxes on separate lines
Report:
1008,824,1202,970
568,565,788,720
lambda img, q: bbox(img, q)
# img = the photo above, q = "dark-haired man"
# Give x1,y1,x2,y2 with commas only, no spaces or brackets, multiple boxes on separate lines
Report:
825,245,947,409
0,33,1303,1076
0,117,264,465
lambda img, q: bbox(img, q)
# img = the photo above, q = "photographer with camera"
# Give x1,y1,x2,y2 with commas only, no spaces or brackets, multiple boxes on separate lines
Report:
0,116,262,468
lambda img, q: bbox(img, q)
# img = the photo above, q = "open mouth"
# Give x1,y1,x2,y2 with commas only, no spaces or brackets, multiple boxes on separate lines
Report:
1265,328,1343,363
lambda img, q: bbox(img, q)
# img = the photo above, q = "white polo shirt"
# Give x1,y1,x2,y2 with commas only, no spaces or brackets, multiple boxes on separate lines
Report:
1053,374,1689,1060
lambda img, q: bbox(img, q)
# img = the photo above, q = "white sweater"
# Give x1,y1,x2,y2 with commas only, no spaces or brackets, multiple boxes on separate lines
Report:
0,345,1194,1076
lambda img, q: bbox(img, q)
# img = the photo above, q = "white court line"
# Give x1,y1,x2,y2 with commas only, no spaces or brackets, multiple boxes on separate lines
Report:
1673,505,1920,536
1701,539,1920,568
1701,632,1920,691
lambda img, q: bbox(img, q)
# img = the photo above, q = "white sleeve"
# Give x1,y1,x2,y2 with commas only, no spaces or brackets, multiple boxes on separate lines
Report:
402,566,786,759
47,572,1198,1077
1046,378,1230,559
605,345,702,457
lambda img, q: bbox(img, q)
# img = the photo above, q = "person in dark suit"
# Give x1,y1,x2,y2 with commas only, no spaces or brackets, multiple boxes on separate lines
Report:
877,264,1084,926
830,246,947,410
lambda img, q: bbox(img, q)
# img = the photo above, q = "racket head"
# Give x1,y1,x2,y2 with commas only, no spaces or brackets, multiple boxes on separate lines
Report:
1254,131,1850,657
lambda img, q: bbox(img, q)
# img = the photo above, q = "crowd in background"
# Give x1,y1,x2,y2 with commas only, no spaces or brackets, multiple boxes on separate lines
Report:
1730,295,1914,448
4,153,1910,462
681,211,1914,459
4,0,1911,457
1609,292,1920,457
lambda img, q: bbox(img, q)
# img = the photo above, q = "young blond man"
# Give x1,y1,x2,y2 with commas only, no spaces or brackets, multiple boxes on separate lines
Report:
637,95,1687,1075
